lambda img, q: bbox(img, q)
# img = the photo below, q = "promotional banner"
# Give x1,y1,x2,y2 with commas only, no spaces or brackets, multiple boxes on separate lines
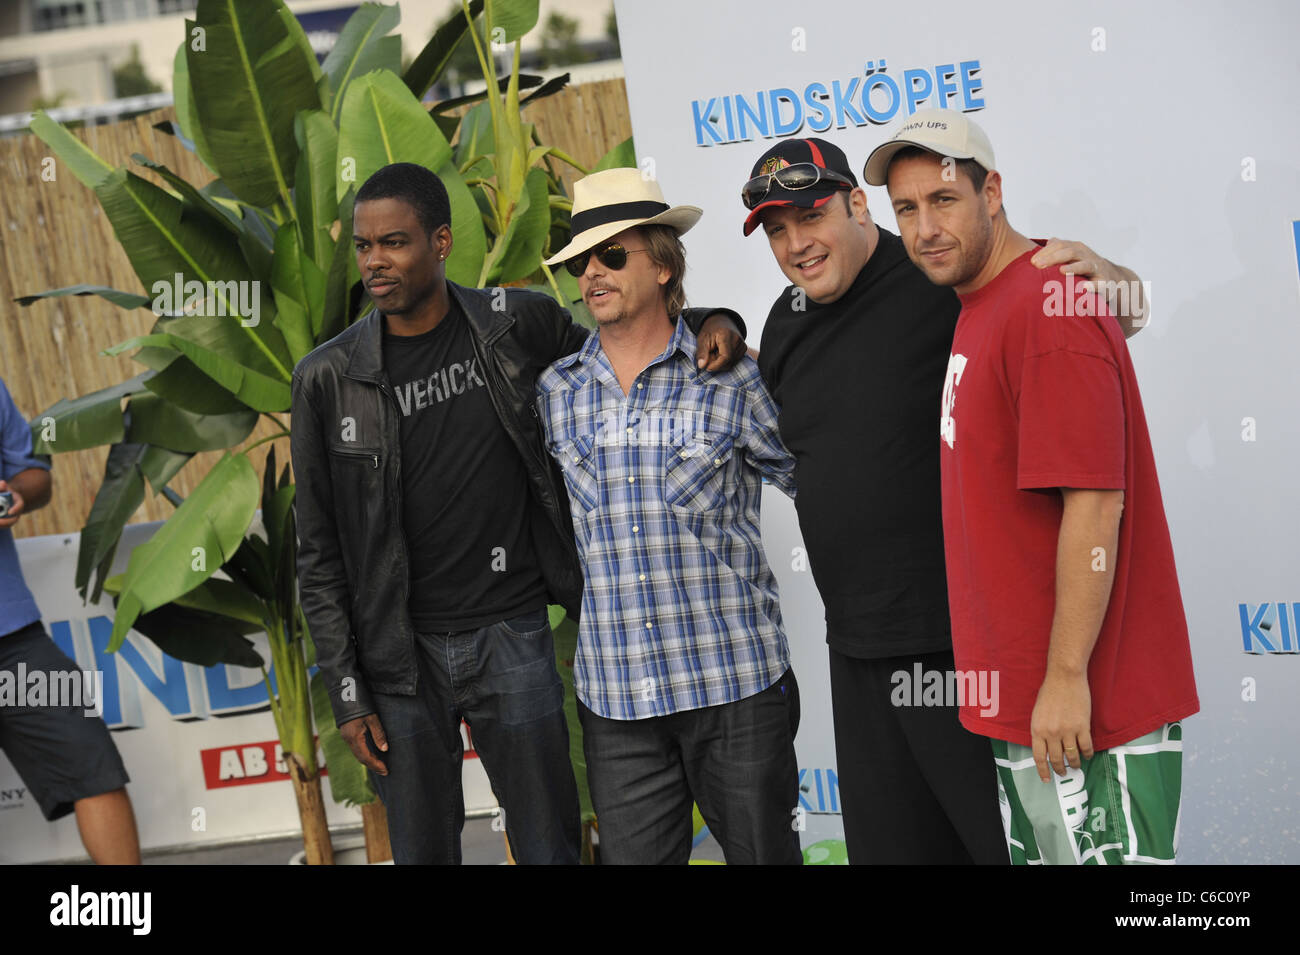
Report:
615,0,1300,862
0,522,498,864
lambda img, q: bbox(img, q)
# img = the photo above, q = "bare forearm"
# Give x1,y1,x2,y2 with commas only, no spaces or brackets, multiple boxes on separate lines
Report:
1106,261,1148,339
8,468,51,512
1029,239,1147,338
1046,489,1124,677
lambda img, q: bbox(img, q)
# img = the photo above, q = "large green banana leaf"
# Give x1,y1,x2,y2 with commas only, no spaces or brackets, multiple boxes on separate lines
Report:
186,0,322,208
93,167,293,381
292,110,340,277
106,451,260,652
402,0,485,99
32,374,152,454
27,111,114,189
125,391,258,453
76,443,178,603
323,2,402,124
14,284,151,310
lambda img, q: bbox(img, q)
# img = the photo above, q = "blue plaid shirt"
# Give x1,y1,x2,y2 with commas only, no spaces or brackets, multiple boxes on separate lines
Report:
537,317,796,720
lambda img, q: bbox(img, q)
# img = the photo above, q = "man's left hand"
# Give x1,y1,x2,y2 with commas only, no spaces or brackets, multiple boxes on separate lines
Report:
0,479,26,530
696,312,745,371
1029,670,1094,782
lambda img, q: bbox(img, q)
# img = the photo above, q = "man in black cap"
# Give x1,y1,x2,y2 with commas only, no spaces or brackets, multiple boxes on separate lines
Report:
741,136,1147,864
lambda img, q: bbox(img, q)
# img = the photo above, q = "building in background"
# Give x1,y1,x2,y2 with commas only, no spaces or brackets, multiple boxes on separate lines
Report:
0,0,621,134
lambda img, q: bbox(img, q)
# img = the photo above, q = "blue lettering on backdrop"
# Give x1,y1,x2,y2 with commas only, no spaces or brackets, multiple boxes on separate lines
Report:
692,98,723,144
47,615,286,728
735,91,769,139
690,58,986,146
1238,602,1300,653
1292,221,1300,285
797,768,841,813
831,77,864,127
769,88,801,136
803,82,833,132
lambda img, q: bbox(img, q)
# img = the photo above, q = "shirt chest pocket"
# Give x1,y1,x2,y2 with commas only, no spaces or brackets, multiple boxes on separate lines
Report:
553,434,601,513
664,432,736,511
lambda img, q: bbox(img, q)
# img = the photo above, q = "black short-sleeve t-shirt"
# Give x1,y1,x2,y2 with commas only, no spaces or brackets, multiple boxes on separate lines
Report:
382,301,547,631
758,228,960,659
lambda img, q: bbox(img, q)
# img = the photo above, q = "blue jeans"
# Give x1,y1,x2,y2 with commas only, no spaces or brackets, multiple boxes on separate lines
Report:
367,608,580,864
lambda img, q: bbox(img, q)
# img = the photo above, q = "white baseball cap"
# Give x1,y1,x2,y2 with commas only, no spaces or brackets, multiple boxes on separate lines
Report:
862,108,996,186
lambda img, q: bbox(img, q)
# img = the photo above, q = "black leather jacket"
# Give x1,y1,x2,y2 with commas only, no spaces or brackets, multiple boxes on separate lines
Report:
291,281,740,725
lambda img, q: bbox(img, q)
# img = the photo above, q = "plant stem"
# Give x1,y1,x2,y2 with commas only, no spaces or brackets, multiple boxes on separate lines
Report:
241,432,289,455
540,261,566,307
547,147,589,175
262,413,291,435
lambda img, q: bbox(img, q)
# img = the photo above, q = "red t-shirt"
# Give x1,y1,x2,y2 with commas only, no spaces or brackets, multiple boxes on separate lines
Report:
940,243,1198,749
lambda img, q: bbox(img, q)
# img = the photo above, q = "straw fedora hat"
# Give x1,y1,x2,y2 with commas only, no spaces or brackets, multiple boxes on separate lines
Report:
544,167,702,266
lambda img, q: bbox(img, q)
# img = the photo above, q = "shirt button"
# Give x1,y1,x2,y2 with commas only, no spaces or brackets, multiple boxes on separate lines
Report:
645,622,653,630
680,451,688,459
714,458,722,466
639,574,647,581
627,476,635,484
636,383,644,390
632,525,639,533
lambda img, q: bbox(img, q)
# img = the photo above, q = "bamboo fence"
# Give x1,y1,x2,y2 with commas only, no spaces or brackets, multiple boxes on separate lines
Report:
0,77,633,539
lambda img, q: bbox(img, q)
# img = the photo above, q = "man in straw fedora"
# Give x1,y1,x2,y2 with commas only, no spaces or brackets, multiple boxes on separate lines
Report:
536,168,803,865
292,162,747,864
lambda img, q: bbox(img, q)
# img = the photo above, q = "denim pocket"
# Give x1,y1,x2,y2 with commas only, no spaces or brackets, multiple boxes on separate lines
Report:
500,607,550,638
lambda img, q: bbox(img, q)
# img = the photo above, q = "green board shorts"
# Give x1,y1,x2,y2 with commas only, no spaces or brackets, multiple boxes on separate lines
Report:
991,723,1183,865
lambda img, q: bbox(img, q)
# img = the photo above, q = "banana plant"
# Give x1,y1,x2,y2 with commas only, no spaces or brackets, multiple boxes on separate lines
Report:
19,0,626,863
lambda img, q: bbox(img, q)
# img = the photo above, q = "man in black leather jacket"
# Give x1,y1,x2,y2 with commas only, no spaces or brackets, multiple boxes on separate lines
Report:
291,163,745,864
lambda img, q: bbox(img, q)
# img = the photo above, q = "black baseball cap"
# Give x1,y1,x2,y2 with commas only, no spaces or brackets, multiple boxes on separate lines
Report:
741,138,859,236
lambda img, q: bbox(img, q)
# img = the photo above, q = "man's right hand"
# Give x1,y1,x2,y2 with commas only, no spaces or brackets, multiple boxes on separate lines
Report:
340,713,389,775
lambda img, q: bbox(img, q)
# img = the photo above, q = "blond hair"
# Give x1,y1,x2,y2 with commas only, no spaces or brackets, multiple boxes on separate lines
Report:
636,224,687,317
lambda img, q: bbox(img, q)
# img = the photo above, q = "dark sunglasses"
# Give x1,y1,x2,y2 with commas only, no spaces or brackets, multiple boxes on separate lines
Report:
565,242,650,277
740,162,855,210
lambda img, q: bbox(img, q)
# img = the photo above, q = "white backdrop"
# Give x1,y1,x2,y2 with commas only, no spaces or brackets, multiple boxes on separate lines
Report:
615,0,1300,862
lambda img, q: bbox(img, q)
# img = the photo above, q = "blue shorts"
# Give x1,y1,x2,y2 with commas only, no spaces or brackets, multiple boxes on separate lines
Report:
0,622,130,820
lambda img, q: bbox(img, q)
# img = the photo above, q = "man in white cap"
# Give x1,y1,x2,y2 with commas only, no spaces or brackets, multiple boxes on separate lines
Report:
742,134,1148,865
866,109,1198,864
536,168,802,864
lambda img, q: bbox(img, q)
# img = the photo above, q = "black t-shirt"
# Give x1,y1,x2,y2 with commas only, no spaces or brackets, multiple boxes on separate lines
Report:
758,228,960,659
382,301,548,631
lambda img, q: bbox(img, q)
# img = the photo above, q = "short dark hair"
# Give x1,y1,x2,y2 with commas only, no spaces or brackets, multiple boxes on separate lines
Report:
355,163,451,236
889,146,988,192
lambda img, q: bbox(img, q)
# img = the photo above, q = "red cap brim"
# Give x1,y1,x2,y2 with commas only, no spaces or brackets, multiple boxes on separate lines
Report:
742,192,838,237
